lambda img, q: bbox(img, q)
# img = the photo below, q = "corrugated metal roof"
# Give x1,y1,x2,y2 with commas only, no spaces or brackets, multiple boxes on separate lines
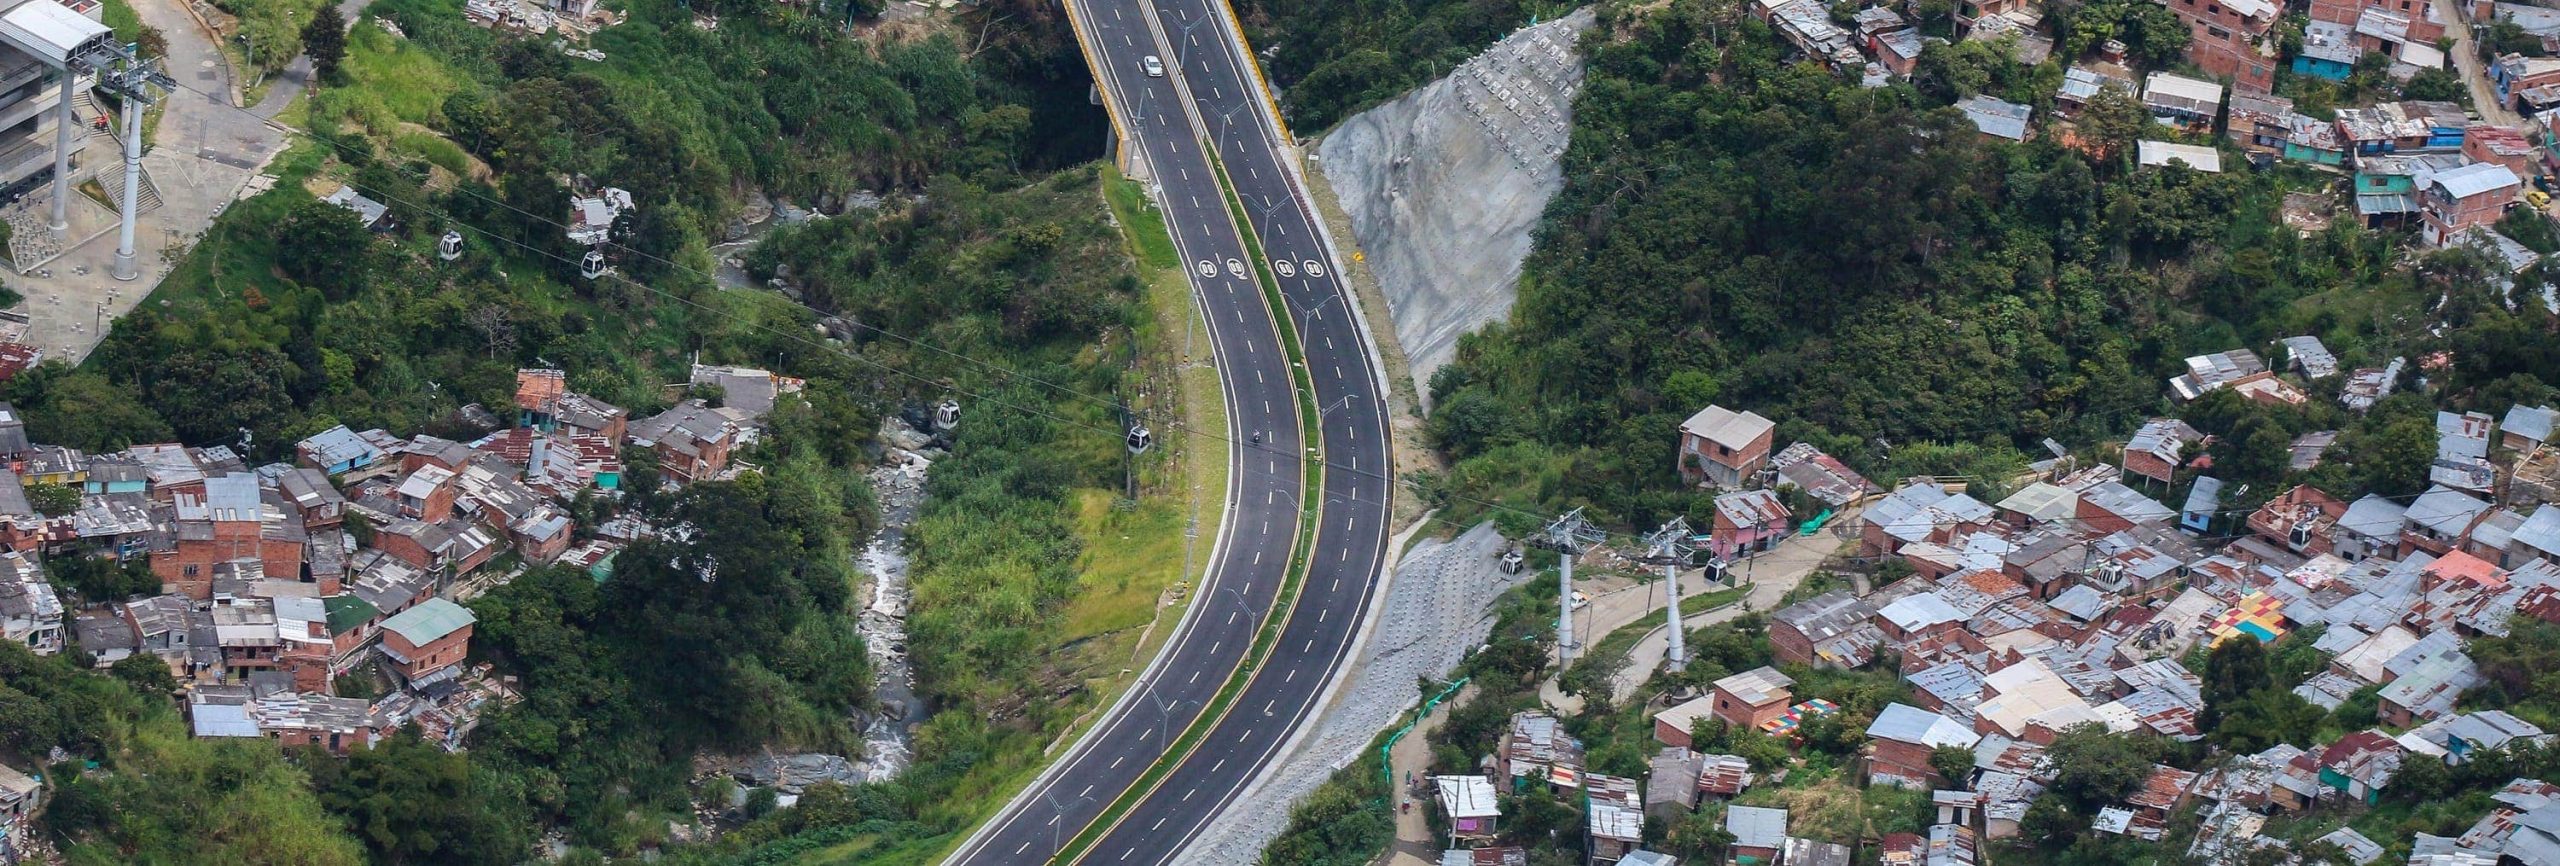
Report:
381,597,475,646
2434,161,2522,200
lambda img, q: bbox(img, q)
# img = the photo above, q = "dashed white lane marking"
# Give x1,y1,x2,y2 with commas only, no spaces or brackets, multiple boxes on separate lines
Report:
1211,758,1226,772
1189,669,1201,683
1079,784,1094,797
1286,668,1297,682
1209,641,1220,654
1226,610,1236,624
1016,841,1031,855
1263,699,1277,714
1111,754,1125,768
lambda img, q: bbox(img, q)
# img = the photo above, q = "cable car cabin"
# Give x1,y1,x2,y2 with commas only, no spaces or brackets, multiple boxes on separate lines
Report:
1125,424,1153,454
579,250,605,280
438,231,463,261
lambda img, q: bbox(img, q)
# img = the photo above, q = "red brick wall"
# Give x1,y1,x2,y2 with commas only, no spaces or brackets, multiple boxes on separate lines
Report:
1710,689,1791,731
2074,497,2137,536
377,532,435,573
2124,451,2179,484
1771,623,1817,668
387,625,473,678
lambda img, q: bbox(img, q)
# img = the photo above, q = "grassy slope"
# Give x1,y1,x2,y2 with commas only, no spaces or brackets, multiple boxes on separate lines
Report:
830,171,1230,866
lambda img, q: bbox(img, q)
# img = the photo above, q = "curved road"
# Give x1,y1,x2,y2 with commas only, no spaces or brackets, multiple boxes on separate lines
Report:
942,0,1393,862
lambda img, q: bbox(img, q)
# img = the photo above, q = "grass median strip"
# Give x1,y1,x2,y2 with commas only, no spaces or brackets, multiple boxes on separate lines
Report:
1049,147,1328,864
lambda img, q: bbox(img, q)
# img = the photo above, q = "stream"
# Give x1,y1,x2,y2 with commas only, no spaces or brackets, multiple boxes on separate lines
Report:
853,433,933,782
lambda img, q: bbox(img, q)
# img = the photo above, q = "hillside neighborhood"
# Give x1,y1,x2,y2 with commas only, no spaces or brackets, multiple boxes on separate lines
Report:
0,362,805,862
1418,385,2560,864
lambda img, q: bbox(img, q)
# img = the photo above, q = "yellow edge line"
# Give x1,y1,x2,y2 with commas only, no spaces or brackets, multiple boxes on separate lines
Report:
1207,0,1293,142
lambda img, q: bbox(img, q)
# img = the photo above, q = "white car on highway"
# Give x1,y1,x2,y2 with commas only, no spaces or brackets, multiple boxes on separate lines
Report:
1143,55,1165,77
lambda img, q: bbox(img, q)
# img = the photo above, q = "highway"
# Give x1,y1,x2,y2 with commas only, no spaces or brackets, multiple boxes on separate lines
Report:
939,0,1394,860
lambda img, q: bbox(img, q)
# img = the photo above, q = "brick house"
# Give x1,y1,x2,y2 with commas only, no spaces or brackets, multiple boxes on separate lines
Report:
151,474,306,600
628,400,748,485
2154,0,2280,93
1708,666,1797,730
393,466,458,523
2310,0,2444,42
2122,418,2202,484
1865,703,1982,788
2076,482,2175,536
379,597,476,685
1769,590,1883,668
2465,124,2539,179
374,518,500,578
1676,405,1775,488
2421,162,2523,247
2246,485,2347,557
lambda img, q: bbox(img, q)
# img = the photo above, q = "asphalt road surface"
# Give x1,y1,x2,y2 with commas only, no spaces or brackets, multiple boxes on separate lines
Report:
940,0,1394,862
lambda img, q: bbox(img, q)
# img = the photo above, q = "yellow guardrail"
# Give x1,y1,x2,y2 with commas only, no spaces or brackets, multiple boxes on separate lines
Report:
1207,0,1293,143
1060,0,1137,172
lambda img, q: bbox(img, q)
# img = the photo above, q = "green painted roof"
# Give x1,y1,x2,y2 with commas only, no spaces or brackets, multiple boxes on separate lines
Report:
380,597,475,646
324,595,380,635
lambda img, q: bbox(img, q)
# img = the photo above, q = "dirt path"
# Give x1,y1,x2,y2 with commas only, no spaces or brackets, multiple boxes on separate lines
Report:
1381,683,1475,866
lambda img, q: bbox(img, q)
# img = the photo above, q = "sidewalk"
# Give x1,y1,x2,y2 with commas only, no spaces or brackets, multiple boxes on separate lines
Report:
6,0,287,365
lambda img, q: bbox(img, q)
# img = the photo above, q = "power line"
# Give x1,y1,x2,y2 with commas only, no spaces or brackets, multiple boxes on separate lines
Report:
134,74,1598,532
141,75,2451,554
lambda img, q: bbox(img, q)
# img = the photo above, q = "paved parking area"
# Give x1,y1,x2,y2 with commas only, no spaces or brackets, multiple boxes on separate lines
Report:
6,0,289,364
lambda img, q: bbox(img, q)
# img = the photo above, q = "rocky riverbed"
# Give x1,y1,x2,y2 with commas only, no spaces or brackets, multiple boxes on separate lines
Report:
853,419,938,782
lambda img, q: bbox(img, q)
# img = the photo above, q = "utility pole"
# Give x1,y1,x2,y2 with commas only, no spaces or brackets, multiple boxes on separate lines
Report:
1531,508,1603,667
1641,517,1703,674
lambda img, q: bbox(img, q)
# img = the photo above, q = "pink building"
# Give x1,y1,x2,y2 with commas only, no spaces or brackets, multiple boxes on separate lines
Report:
1712,488,1795,559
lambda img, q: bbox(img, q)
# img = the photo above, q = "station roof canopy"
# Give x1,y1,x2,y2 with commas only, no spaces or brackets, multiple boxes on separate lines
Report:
0,0,111,68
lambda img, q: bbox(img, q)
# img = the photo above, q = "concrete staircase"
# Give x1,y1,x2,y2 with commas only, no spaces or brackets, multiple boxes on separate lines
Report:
111,167,162,214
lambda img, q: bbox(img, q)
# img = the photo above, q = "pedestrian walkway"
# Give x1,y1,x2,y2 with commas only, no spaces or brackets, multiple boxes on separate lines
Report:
1382,683,1474,866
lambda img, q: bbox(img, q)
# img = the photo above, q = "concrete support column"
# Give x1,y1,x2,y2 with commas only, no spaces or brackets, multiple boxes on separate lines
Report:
111,90,137,281
47,70,73,241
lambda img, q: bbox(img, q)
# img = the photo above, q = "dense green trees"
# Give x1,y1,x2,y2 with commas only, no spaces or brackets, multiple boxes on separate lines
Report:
0,643,364,865
1407,0,2559,530
306,732,530,865
304,4,349,85
1239,0,1540,131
